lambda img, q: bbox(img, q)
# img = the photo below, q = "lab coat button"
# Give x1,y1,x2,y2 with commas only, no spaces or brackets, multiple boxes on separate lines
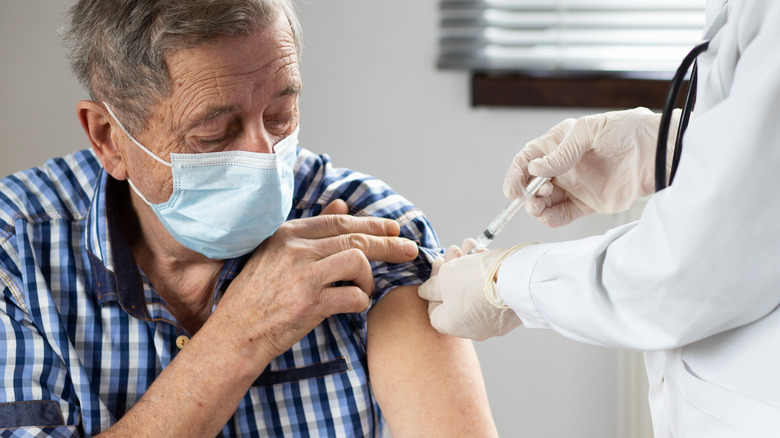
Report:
176,335,190,349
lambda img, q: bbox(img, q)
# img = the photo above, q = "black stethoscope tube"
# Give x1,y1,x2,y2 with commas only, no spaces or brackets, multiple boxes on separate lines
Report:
655,40,711,192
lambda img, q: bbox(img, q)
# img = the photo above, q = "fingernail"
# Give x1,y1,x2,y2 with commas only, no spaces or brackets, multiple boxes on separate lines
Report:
403,241,419,257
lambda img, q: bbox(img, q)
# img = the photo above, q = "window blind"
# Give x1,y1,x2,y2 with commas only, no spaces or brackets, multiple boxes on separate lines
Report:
438,0,706,77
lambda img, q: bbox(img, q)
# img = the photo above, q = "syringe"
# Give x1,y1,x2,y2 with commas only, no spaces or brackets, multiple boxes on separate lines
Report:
468,176,550,254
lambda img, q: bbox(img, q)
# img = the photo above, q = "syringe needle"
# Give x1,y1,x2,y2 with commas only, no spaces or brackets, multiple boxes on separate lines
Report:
468,176,549,254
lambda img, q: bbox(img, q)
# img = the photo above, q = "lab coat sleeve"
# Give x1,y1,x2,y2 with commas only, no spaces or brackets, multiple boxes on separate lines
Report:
498,0,780,351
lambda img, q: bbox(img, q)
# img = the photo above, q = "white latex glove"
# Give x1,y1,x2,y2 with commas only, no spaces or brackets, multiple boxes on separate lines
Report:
420,243,530,341
430,238,478,277
504,107,681,227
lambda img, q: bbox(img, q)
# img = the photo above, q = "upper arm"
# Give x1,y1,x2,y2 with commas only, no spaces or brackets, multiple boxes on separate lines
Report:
366,285,498,437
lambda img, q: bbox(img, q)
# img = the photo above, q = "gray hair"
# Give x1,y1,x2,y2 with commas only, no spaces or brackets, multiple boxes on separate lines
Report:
62,0,302,134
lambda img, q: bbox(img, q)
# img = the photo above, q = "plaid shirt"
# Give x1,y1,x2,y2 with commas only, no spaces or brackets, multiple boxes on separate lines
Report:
0,147,441,437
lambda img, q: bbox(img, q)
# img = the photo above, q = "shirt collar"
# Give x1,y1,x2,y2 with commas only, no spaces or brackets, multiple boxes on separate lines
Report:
84,169,249,321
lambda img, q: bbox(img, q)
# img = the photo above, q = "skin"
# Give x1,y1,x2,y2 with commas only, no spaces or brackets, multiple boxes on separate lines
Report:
76,12,496,437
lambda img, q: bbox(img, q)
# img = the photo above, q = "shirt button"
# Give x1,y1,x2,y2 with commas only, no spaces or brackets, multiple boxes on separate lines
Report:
176,335,190,350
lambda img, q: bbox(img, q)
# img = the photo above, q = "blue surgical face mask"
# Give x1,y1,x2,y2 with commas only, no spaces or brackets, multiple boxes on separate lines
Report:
104,103,297,259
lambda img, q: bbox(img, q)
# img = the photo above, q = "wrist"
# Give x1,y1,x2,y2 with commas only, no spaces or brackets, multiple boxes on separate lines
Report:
484,243,534,308
198,307,275,382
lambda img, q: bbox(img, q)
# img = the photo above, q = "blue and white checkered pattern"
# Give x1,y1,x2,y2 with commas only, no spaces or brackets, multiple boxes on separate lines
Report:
0,147,442,437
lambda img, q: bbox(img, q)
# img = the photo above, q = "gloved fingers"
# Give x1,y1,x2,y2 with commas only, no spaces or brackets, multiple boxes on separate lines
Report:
427,299,463,337
529,185,587,227
431,256,444,276
536,179,554,197
444,244,463,262
426,301,447,335
503,124,564,200
505,156,558,201
503,147,539,200
525,184,566,217
537,199,588,228
502,169,526,201
431,243,468,276
460,238,478,255
525,196,547,217
527,116,594,178
418,275,444,302
618,106,655,123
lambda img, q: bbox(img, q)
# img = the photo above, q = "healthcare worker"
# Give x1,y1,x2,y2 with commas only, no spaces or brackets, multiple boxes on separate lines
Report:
419,0,780,436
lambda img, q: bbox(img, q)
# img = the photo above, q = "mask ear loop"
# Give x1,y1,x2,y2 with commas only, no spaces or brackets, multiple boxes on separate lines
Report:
102,102,172,168
102,102,171,207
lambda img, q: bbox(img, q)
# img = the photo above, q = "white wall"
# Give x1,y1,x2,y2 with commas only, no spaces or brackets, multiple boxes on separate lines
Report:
0,2,641,437
0,1,89,175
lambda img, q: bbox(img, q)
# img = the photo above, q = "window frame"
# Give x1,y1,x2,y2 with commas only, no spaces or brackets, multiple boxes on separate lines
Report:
470,73,677,109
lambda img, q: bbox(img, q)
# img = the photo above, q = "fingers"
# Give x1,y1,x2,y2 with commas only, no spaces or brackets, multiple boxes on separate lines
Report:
525,185,566,217
431,256,445,277
320,199,349,215
525,197,546,217
418,276,442,302
537,180,554,197
504,118,575,199
301,200,418,263
317,248,376,295
459,238,477,256
286,213,401,240
445,244,464,261
431,239,472,276
525,185,591,227
320,283,372,315
528,118,592,178
538,200,587,228
316,246,402,315
427,299,462,338
426,301,450,336
503,150,534,200
504,141,549,199
317,233,418,264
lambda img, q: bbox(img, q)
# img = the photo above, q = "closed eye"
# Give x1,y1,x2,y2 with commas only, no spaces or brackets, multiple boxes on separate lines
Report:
194,122,240,147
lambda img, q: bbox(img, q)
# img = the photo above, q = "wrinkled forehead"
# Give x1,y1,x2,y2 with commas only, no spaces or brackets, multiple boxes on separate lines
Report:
157,15,301,131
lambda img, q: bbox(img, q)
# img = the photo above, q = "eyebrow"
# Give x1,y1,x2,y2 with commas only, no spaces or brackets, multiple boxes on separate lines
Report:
182,84,302,132
278,83,303,97
185,104,241,132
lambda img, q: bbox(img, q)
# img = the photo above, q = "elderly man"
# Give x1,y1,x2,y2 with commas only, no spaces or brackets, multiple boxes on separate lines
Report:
0,1,496,436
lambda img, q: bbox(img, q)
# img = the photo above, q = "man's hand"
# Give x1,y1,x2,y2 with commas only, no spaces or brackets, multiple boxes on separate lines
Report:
99,201,418,438
504,107,681,227
419,244,528,341
216,200,418,367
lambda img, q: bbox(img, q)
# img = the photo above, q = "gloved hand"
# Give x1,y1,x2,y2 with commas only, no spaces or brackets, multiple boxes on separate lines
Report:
430,238,478,276
419,243,530,341
504,107,681,227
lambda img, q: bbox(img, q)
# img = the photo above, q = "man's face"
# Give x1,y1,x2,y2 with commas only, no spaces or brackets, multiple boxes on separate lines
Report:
118,13,301,204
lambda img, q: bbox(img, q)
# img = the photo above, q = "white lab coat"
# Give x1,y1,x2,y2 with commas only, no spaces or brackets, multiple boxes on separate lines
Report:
497,0,780,436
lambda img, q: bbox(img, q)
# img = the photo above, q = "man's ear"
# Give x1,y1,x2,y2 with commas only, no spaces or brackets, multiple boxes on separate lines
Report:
76,100,128,180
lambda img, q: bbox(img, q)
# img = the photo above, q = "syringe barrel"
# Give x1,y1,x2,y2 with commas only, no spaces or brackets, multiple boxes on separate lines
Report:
485,197,524,236
469,176,550,254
